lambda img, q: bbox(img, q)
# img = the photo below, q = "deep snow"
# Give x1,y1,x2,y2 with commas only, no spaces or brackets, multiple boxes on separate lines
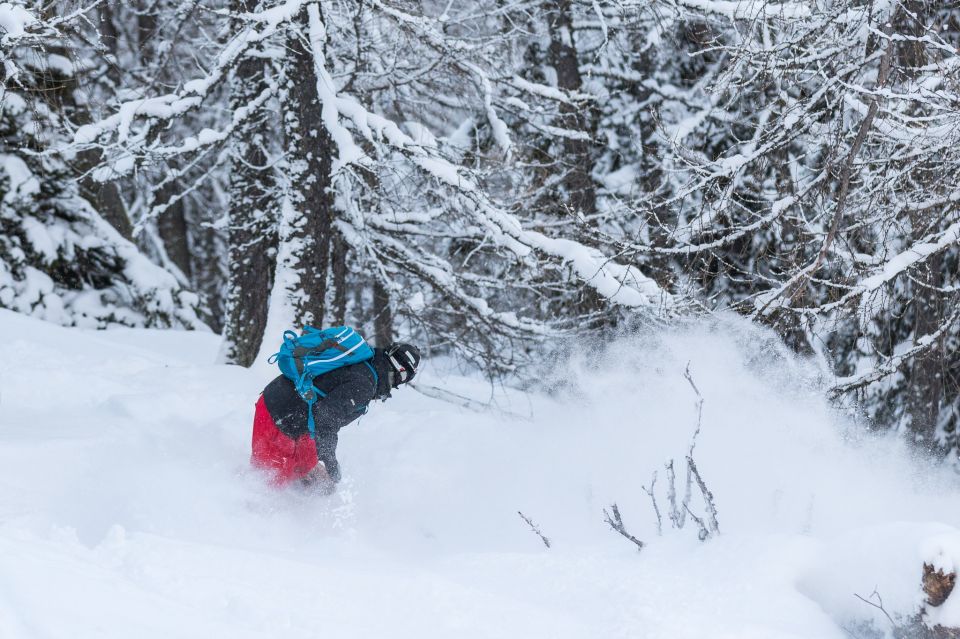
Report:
1,309,959,638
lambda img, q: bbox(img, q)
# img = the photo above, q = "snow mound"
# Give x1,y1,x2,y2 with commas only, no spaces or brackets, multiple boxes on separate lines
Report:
1,310,959,638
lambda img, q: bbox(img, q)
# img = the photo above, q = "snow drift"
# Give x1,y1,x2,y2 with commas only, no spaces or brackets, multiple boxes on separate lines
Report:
1,309,959,638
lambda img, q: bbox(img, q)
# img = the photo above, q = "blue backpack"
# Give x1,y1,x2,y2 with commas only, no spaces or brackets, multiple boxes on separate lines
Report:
268,325,377,436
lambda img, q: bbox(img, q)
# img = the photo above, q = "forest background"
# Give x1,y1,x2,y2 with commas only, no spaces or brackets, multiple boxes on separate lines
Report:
2,0,959,458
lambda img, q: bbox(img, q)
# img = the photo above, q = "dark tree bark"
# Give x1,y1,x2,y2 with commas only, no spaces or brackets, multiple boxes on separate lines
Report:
285,3,336,327
58,2,132,239
907,233,945,452
372,278,393,347
155,180,193,280
223,0,277,366
97,2,122,90
897,2,947,453
331,232,348,325
547,0,597,217
136,1,193,277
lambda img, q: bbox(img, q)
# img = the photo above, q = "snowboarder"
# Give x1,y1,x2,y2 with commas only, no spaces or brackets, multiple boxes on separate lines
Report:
251,339,421,490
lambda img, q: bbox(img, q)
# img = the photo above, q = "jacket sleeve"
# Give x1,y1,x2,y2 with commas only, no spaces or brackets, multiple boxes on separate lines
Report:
310,373,374,481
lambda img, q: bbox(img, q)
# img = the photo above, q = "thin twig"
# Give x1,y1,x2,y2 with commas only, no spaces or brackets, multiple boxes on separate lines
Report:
410,382,529,421
517,511,551,549
684,362,705,457
664,460,686,529
687,455,720,536
642,471,662,536
853,589,897,628
683,362,703,398
603,503,644,551
684,504,709,541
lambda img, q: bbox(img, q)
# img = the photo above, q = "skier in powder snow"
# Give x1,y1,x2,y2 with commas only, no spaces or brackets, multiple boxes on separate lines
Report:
251,341,421,491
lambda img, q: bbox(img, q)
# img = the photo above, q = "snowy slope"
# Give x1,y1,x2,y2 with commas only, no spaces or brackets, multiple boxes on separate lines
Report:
1,309,959,638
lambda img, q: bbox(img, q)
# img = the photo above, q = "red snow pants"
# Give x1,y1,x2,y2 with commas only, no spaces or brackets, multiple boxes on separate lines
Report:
250,395,318,486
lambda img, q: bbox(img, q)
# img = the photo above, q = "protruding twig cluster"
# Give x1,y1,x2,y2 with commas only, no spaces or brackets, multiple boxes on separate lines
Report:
602,364,721,551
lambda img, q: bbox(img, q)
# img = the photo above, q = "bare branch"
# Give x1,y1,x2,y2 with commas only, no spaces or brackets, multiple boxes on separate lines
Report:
642,471,662,537
687,455,720,536
602,503,644,552
684,504,709,542
517,511,551,549
853,589,897,628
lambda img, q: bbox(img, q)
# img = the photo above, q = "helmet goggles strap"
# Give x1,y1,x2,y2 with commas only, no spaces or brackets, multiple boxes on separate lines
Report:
387,347,409,383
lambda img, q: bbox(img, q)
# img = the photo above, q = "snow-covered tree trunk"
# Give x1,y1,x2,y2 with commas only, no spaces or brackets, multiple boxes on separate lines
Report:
253,0,340,364
222,0,278,366
280,1,337,328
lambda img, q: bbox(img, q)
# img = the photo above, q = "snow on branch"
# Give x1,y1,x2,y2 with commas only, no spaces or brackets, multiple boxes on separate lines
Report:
344,222,555,339
603,503,645,551
73,0,306,147
149,83,276,160
664,0,811,20
506,75,595,105
518,511,551,549
307,4,365,171
307,9,678,318
806,220,960,317
830,306,960,397
0,2,53,84
366,0,514,154
0,2,36,45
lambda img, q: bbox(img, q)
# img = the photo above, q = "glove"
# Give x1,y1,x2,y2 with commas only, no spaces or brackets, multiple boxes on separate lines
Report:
301,462,336,495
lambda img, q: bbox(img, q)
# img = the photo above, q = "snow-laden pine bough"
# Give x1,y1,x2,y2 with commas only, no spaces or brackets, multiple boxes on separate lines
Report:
0,2,203,329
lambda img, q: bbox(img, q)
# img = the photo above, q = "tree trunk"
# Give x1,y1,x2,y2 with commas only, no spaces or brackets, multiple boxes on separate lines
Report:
547,0,596,217
373,278,393,347
907,252,945,452
222,0,277,366
68,2,131,239
137,1,192,277
897,2,946,454
284,1,336,328
155,179,193,281
331,232,348,325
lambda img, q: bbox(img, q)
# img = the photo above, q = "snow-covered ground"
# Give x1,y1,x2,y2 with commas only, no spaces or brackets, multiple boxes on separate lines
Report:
2,309,959,638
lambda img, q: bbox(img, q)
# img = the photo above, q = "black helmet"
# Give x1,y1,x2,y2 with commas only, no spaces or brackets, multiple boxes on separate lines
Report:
386,342,421,386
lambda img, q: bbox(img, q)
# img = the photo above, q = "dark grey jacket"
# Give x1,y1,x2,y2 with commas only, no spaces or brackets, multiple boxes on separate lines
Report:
262,349,394,480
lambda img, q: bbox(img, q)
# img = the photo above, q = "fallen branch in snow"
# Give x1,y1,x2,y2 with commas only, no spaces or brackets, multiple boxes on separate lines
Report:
517,511,551,549
603,503,644,552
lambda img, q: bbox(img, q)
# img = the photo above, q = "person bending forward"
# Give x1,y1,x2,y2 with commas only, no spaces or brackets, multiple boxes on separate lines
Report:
251,342,421,489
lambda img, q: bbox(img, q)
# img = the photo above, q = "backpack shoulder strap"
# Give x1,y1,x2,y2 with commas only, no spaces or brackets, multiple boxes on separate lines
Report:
363,360,379,392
